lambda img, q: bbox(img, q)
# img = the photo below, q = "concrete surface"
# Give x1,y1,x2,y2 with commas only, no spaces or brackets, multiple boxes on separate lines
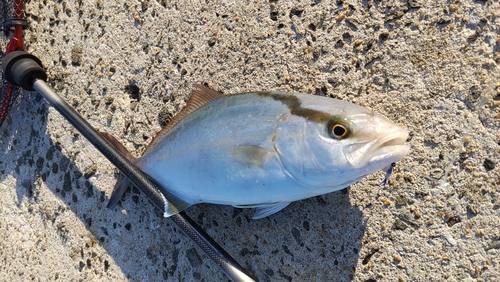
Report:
1,0,499,281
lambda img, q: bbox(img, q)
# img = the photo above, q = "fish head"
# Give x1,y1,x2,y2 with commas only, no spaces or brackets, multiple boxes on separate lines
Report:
273,94,410,190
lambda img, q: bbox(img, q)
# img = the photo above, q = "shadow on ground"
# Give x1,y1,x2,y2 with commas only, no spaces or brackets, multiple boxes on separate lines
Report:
0,90,365,281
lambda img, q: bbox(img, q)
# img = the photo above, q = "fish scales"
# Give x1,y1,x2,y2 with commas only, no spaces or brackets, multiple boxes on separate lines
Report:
137,92,303,205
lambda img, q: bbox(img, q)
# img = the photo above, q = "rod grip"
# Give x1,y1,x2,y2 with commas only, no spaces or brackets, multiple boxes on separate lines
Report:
2,50,47,91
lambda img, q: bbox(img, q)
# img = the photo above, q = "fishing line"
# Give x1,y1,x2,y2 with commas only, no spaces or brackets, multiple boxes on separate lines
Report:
382,162,396,186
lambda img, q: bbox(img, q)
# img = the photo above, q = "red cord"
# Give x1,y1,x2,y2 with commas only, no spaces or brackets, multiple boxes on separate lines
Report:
0,84,13,126
6,0,26,54
5,25,25,53
1,0,26,127
14,0,24,18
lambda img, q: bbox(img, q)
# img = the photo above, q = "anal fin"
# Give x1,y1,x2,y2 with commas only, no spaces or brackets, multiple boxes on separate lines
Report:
252,202,291,219
153,181,193,217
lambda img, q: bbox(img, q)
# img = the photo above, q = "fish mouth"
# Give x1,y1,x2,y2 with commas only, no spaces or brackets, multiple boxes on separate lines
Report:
345,128,410,168
368,129,410,164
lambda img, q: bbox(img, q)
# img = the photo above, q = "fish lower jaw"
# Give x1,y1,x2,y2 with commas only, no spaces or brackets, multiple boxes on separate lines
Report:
366,128,409,163
369,144,411,165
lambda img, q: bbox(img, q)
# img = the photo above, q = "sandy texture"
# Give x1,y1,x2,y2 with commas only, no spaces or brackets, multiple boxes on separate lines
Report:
1,0,499,281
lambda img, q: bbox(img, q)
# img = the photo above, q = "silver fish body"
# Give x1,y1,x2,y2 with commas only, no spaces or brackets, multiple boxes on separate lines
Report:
123,86,410,219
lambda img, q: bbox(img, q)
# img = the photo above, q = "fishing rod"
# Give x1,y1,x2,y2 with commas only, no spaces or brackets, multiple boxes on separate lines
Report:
1,2,255,280
2,49,255,282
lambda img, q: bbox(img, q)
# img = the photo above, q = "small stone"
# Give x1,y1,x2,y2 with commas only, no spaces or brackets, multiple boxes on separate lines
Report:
467,204,480,215
395,195,408,205
382,198,391,206
483,158,496,171
130,101,139,111
71,45,83,66
447,215,461,227
394,255,402,263
443,231,457,246
83,164,97,178
125,84,141,100
158,107,174,127
393,219,408,230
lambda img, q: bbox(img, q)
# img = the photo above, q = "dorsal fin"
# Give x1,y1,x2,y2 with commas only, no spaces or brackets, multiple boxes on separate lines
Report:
100,132,135,161
143,84,223,153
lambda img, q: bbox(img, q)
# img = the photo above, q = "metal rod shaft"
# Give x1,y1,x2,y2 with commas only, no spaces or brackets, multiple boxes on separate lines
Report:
32,79,255,282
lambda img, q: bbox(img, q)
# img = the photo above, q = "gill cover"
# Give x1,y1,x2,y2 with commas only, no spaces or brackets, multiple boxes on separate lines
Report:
273,113,352,187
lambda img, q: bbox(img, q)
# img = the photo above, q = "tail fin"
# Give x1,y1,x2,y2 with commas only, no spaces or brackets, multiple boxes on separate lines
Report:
99,84,218,213
107,174,131,208
100,132,193,216
100,132,134,208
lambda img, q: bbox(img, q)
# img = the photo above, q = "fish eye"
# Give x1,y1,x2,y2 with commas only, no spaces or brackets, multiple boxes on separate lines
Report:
327,116,351,139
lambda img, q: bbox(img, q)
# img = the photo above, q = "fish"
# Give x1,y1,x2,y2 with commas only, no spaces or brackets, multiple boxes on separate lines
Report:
101,84,410,219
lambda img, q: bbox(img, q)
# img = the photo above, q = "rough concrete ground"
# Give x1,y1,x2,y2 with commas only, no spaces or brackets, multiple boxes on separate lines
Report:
0,0,499,281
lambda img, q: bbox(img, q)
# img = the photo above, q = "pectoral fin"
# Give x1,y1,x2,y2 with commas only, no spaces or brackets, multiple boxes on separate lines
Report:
233,202,290,219
152,178,193,217
230,145,275,168
251,202,291,219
